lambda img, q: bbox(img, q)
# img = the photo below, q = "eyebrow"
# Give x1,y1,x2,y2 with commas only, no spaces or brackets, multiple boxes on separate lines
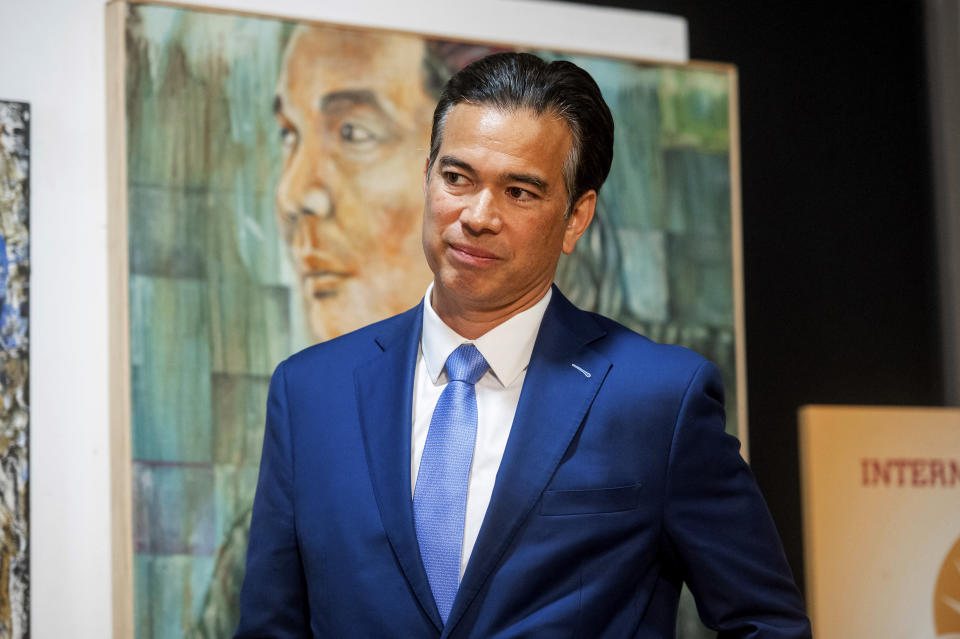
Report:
504,172,549,193
437,155,474,174
437,155,550,193
320,89,385,116
274,90,390,119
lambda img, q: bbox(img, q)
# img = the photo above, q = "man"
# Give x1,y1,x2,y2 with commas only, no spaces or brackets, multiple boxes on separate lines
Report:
237,53,811,637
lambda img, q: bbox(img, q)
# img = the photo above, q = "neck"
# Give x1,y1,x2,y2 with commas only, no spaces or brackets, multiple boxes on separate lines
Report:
430,282,551,340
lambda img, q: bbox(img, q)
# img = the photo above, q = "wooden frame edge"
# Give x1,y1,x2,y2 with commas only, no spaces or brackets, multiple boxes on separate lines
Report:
106,1,134,637
727,66,748,459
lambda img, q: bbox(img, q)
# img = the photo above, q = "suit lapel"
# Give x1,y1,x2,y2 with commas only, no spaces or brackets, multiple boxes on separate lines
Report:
443,289,611,636
354,303,444,632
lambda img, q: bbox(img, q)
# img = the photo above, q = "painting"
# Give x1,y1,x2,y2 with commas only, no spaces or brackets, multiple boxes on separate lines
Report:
108,3,740,637
0,99,31,639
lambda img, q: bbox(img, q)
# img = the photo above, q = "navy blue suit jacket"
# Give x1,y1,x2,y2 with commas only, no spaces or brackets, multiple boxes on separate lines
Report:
236,288,811,638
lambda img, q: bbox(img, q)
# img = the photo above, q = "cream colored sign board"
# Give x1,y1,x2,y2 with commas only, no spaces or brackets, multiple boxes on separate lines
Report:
800,406,960,639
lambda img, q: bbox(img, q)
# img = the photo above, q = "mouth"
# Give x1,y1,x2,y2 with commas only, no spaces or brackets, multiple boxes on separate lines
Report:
302,270,351,299
448,242,500,266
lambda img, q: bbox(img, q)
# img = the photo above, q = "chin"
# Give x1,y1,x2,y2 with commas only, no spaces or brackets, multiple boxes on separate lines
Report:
438,269,498,299
300,282,399,342
306,296,367,342
300,265,432,342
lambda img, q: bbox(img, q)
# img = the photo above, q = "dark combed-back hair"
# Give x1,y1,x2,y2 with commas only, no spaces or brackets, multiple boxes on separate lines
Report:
427,52,614,213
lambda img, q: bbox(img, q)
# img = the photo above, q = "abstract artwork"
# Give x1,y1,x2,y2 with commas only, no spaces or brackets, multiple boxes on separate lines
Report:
109,4,739,637
0,99,30,639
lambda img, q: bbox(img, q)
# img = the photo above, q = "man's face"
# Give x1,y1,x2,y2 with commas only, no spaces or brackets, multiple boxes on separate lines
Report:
422,104,595,316
274,26,435,340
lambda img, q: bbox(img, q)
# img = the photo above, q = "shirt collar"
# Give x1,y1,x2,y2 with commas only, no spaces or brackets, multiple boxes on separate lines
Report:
420,282,552,388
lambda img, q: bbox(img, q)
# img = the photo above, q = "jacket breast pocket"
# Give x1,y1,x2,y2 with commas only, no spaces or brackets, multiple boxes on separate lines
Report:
539,483,642,516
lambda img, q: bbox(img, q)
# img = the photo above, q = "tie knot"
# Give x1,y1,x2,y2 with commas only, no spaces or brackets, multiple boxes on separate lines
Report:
445,344,489,384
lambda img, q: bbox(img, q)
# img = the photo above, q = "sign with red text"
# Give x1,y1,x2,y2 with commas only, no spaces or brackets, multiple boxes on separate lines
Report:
800,406,960,639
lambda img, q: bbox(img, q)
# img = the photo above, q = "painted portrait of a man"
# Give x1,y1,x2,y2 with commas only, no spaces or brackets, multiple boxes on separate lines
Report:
273,26,437,340
272,26,509,342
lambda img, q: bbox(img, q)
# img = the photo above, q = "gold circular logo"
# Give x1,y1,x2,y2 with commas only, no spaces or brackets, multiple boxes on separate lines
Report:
935,534,960,638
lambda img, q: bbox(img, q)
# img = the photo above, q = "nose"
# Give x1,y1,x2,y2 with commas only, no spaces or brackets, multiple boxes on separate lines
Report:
459,189,502,234
299,188,333,218
276,145,334,243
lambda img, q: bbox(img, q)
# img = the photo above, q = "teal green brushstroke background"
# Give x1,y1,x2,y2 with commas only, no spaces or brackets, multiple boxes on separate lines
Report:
124,4,735,637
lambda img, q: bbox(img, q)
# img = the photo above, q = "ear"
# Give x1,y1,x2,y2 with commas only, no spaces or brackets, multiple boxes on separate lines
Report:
561,190,597,255
422,156,430,194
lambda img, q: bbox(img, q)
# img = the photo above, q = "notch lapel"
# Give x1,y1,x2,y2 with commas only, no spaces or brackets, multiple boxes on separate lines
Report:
354,303,444,632
442,290,612,636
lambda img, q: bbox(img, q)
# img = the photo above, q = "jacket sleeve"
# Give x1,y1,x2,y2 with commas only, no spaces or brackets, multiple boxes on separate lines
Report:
234,361,312,638
662,361,812,639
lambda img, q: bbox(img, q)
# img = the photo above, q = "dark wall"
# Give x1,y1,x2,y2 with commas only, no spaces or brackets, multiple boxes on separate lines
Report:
557,0,944,596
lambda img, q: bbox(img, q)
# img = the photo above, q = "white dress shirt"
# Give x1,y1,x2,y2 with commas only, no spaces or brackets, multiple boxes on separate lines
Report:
411,283,553,577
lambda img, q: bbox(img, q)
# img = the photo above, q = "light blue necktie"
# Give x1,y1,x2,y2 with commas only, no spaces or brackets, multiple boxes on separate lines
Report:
413,343,489,624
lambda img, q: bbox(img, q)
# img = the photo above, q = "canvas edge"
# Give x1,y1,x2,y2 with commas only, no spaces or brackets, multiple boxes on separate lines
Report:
106,1,135,637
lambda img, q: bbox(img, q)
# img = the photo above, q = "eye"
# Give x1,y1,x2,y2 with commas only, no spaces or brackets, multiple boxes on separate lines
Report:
506,186,535,201
442,171,468,186
340,122,377,145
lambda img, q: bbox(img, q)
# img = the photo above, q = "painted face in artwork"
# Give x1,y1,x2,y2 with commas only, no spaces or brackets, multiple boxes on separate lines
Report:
422,104,596,318
274,26,435,341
